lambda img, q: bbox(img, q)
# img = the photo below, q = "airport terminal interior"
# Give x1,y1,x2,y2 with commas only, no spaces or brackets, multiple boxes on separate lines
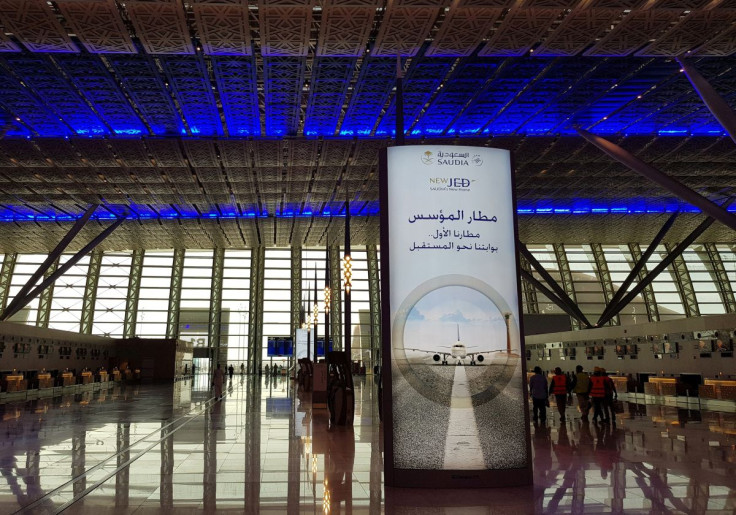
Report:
0,0,736,512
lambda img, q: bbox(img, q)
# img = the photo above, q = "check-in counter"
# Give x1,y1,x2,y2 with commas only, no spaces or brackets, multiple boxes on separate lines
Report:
81,371,93,384
124,369,133,380
98,370,108,383
610,376,627,393
703,379,736,400
61,372,75,387
5,374,27,392
38,373,53,389
112,370,121,381
646,377,677,396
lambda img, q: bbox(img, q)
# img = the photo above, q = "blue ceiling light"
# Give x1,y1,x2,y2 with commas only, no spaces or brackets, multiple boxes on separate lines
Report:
0,199,731,223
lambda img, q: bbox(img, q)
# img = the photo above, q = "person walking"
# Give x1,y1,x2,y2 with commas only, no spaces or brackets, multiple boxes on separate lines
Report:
212,364,224,400
240,363,245,376
529,366,548,424
572,365,591,421
549,367,569,423
228,364,234,381
589,367,606,423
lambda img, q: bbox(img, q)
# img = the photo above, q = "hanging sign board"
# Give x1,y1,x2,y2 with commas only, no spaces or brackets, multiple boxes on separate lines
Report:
379,146,532,488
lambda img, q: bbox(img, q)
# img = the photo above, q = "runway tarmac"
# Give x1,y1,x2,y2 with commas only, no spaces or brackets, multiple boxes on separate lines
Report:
392,354,527,470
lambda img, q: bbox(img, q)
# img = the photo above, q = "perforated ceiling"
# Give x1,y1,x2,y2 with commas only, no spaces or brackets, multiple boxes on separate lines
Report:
0,0,734,252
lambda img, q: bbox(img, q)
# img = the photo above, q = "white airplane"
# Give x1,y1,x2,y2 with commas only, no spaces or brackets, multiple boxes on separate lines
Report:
405,325,492,366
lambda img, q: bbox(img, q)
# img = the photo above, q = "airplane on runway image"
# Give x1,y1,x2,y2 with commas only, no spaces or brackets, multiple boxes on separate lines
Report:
405,324,497,365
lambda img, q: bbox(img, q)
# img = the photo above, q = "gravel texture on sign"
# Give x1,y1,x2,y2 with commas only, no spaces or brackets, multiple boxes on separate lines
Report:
392,362,455,469
465,358,528,470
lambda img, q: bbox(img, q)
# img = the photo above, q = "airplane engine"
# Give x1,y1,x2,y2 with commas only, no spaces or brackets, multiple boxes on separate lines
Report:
433,354,441,362
476,355,484,363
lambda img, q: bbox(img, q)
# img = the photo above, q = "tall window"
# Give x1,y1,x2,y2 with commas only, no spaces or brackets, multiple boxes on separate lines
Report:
92,252,132,337
136,251,173,338
222,250,251,364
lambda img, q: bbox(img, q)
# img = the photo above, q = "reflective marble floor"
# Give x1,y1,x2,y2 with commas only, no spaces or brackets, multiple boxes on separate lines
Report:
0,375,735,514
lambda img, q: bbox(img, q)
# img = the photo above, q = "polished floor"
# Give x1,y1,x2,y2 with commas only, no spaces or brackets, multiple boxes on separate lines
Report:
0,375,734,514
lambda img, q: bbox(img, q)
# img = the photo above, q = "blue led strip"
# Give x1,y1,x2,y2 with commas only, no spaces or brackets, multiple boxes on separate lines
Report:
161,56,224,137
53,54,148,137
4,55,109,136
1,199,733,223
339,57,396,137
211,56,260,137
263,57,305,137
411,58,501,137
107,54,185,136
303,57,356,137
375,58,454,137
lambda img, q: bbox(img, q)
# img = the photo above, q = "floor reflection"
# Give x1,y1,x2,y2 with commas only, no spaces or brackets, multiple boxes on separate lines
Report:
0,376,734,513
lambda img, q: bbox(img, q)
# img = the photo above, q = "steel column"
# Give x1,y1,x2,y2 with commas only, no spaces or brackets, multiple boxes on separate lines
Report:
124,249,144,338
677,58,736,145
665,242,699,318
290,245,302,342
519,255,539,314
590,243,619,326
577,128,736,232
519,243,592,328
1,204,97,321
329,245,343,351
520,269,590,327
396,56,405,146
166,249,185,340
598,213,677,326
367,244,381,373
247,247,265,374
80,249,102,335
209,248,225,367
703,243,736,313
0,253,17,312
628,243,660,323
600,216,716,325
2,214,126,322
554,243,582,329
35,258,59,329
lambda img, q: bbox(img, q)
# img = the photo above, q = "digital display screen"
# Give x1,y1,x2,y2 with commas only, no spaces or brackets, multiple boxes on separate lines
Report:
381,146,531,487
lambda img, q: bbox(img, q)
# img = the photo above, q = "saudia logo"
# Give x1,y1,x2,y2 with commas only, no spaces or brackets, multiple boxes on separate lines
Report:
421,150,483,166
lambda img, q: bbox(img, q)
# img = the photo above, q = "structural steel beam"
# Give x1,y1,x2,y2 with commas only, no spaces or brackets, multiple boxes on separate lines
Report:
677,58,736,145
36,258,58,329
1,204,98,321
591,243,619,326
248,247,265,374
80,249,103,335
329,244,343,350
597,212,677,326
599,215,716,326
703,243,736,313
628,243,660,323
519,243,592,328
290,245,302,345
124,249,144,338
577,128,736,232
554,243,582,330
367,244,381,373
520,255,539,315
2,214,126,322
165,248,185,340
665,242,699,318
0,253,17,312
209,248,225,366
519,269,590,327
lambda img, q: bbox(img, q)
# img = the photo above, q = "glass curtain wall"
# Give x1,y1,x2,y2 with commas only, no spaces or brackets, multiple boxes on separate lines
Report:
2,244,734,353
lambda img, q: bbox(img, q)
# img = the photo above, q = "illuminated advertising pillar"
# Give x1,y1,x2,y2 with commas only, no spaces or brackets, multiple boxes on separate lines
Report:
379,146,532,488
